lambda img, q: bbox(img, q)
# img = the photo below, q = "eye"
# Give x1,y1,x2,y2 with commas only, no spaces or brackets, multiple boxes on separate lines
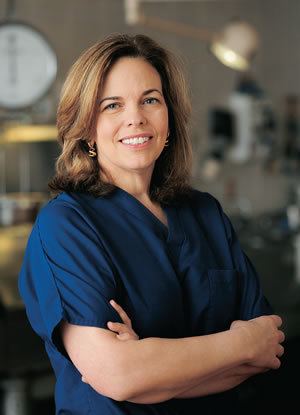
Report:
103,102,120,111
143,97,159,105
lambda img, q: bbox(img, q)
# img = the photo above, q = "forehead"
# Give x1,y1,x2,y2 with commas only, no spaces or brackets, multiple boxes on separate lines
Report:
101,57,162,94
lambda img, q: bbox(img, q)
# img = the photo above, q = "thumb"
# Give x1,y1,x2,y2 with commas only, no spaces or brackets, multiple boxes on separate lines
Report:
117,332,132,340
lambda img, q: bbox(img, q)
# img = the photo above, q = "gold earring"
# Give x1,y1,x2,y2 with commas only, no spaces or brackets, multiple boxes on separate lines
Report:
164,131,170,147
88,143,97,157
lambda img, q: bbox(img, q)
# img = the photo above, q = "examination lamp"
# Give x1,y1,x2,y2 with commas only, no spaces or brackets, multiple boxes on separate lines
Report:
124,0,259,71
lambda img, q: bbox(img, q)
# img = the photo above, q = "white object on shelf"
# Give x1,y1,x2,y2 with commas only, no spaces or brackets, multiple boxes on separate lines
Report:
227,92,255,163
287,205,300,231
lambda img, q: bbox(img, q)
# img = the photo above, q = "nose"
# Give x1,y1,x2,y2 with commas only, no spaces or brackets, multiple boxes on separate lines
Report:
125,105,147,127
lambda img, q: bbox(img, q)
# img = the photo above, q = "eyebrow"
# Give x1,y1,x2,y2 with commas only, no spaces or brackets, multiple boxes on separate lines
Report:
99,89,163,105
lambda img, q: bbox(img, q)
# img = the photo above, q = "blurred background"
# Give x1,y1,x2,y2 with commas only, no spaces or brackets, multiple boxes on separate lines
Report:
0,0,299,413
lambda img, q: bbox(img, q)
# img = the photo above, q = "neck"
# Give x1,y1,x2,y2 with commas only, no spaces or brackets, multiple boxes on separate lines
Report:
101,166,154,202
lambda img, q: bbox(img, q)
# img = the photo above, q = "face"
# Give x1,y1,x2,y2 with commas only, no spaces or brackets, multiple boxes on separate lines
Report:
93,57,169,180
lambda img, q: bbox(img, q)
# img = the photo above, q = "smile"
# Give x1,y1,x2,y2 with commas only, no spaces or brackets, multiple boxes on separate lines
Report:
120,136,153,146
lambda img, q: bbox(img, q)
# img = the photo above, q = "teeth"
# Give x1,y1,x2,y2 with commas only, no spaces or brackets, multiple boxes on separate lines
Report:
122,136,150,145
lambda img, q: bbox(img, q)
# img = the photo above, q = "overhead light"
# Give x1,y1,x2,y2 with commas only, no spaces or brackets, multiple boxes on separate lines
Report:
124,0,259,71
210,19,259,71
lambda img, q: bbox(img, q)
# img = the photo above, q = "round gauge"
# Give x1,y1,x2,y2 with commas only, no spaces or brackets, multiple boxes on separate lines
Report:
0,21,57,109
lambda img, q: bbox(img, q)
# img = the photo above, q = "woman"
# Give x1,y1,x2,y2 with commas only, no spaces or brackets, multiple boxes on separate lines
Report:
18,33,284,414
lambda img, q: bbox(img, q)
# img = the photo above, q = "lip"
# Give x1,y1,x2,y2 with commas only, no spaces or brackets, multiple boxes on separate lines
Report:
119,132,153,142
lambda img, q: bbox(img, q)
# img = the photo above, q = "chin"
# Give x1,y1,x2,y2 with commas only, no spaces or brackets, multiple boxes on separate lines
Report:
121,157,156,169
121,160,155,172
126,164,153,172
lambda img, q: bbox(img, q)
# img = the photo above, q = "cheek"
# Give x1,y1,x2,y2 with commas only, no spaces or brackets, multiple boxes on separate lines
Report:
161,107,169,127
153,108,168,131
95,119,119,143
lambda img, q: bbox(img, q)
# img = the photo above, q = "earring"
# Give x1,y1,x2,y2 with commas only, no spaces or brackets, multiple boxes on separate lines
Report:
88,142,97,157
164,131,170,147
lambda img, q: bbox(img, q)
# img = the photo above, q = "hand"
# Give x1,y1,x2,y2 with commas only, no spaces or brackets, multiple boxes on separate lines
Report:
230,314,285,370
107,299,139,341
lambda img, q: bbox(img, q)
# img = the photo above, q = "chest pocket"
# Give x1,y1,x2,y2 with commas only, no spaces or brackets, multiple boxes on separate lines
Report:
207,268,239,333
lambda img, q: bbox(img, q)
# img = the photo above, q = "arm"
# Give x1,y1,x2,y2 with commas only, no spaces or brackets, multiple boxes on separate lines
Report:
128,364,268,403
85,301,280,403
61,305,284,403
173,364,268,399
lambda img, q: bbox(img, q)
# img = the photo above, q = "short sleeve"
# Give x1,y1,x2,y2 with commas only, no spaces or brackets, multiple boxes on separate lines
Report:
219,207,273,319
18,201,123,353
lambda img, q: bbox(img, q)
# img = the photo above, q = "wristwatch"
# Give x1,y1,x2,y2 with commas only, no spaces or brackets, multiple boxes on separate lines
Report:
0,21,57,109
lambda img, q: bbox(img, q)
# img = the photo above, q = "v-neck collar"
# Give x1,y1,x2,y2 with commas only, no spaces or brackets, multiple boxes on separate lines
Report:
74,187,185,244
111,186,169,232
108,187,185,245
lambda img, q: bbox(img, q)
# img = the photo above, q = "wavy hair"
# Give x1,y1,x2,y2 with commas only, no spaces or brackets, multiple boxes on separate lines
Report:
48,33,193,204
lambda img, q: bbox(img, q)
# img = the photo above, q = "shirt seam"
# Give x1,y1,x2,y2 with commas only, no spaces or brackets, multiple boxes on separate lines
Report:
64,317,110,326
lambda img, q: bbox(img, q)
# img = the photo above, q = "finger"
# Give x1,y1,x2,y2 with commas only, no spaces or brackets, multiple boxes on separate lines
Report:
270,314,283,328
107,321,129,333
277,344,285,358
117,332,133,340
272,357,281,370
278,330,285,344
110,300,132,327
117,331,139,340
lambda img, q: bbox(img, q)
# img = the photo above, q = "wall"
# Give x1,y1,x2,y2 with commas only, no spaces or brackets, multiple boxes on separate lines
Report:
0,0,299,213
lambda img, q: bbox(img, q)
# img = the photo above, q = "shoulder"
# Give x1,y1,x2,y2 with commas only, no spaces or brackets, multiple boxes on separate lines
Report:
37,192,82,225
38,191,98,220
183,188,233,242
185,188,222,213
36,191,99,242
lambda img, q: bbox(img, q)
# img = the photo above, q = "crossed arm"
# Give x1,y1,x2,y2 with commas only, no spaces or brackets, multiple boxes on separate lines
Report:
60,299,285,404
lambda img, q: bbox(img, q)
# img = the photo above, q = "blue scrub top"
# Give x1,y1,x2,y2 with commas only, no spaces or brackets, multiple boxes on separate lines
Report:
18,188,272,414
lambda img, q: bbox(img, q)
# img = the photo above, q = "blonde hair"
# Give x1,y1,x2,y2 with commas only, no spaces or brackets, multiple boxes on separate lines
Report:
48,33,193,203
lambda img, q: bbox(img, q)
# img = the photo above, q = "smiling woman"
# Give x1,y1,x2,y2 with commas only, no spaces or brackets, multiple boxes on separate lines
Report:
47,33,192,205
93,57,169,184
18,33,285,415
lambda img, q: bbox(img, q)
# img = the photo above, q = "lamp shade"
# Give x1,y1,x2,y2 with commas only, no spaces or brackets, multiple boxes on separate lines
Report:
210,19,259,71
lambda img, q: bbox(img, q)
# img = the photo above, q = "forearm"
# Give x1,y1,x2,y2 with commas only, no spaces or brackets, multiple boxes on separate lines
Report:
120,329,249,402
174,364,266,399
126,363,264,404
174,372,244,399
64,313,283,402
126,368,243,404
102,302,282,403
